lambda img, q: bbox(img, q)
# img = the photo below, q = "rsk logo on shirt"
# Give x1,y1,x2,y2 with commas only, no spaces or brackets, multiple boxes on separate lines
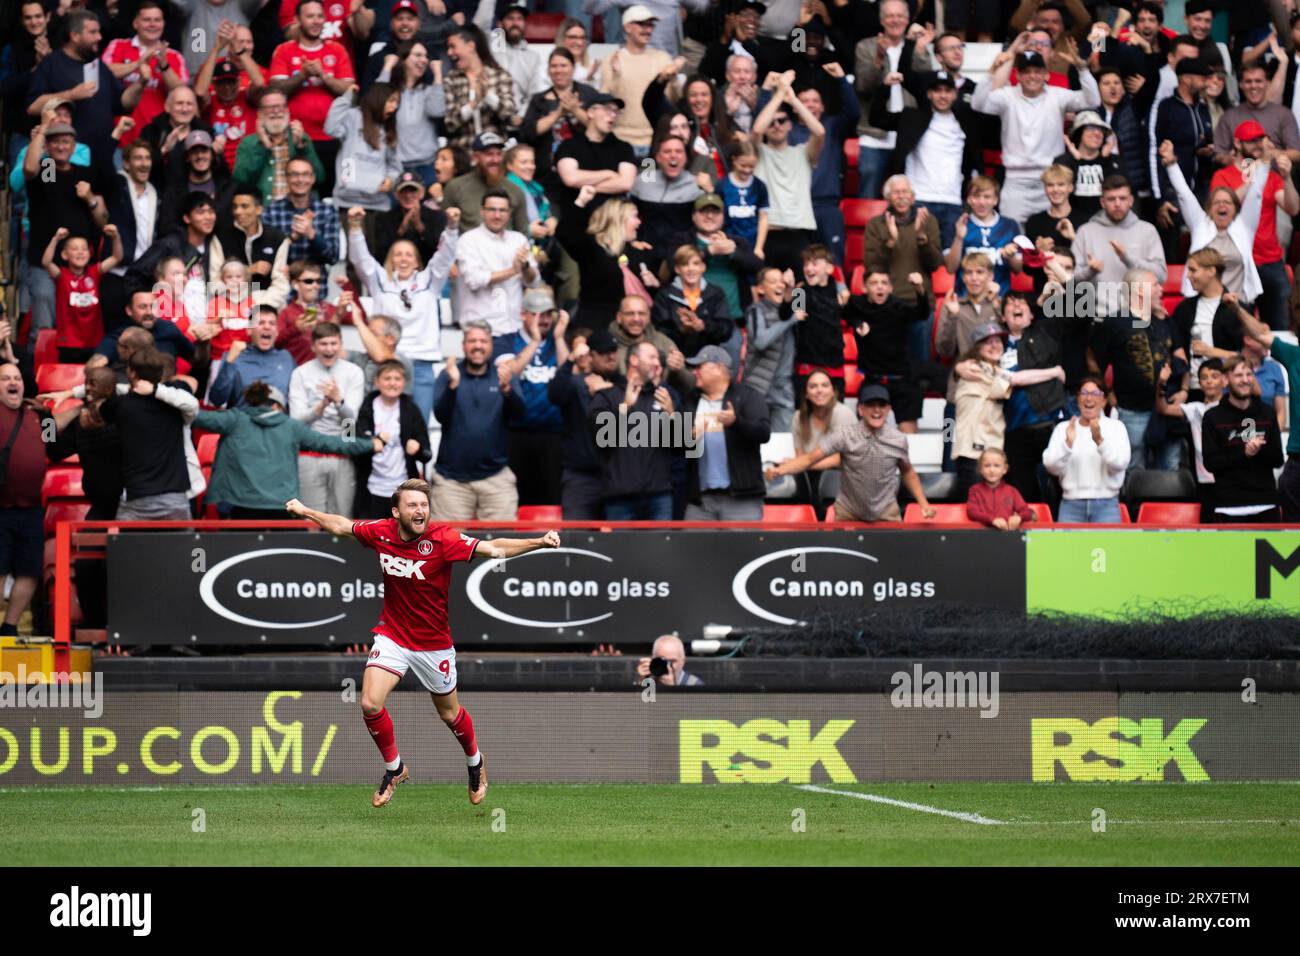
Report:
379,553,427,579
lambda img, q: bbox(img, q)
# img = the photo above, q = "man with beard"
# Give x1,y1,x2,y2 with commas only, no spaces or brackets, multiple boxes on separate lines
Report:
431,322,525,520
263,157,341,264
269,0,356,192
233,89,325,206
287,479,560,809
90,287,195,371
494,3,540,120
360,0,422,92
26,9,145,170
442,132,529,233
137,85,216,187
104,140,159,331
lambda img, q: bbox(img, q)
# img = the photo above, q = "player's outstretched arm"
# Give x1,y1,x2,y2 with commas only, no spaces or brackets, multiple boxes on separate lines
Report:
474,530,561,560
285,498,356,538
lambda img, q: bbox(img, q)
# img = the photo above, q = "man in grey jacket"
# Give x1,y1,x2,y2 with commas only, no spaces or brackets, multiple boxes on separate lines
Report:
743,265,798,431
1071,174,1167,313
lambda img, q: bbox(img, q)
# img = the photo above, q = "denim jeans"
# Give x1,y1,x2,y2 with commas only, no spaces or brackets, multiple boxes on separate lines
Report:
23,261,56,332
1255,260,1292,332
1117,406,1180,471
603,492,672,521
920,201,963,250
857,146,890,200
1058,497,1123,523
812,198,846,265
411,359,437,424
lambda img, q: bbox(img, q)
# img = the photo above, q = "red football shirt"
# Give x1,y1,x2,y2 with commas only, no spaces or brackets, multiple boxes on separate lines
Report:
102,38,190,146
352,519,480,651
269,39,355,141
56,263,103,349
209,86,254,170
280,0,354,59
1210,164,1284,265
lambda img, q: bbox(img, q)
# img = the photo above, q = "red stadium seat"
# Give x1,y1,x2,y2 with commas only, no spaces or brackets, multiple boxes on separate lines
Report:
764,504,818,523
931,267,954,296
591,15,604,41
844,232,864,271
1136,502,1200,526
44,500,90,536
1026,503,1053,526
517,505,563,521
35,363,84,394
841,327,857,363
841,198,887,229
831,265,845,285
524,11,565,42
903,503,981,526
196,433,221,467
51,397,83,414
34,329,57,368
843,137,860,197
844,366,864,397
849,264,864,295
42,467,84,502
1163,264,1183,293
1161,293,1183,317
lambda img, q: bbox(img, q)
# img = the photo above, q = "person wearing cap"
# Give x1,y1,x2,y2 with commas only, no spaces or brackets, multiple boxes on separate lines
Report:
1053,111,1120,221
156,128,235,234
1208,120,1299,331
443,131,530,233
1141,33,1202,206
100,1,190,148
666,191,764,343
494,4,542,117
195,35,265,173
548,325,624,519
588,0,702,59
769,382,936,522
950,319,1065,499
373,171,448,265
196,375,376,521
678,343,770,520
270,0,358,195
136,85,216,190
26,8,146,170
443,26,517,152
495,287,571,507
871,67,979,254
359,0,424,93
751,71,824,273
972,32,1099,225
21,110,105,333
207,306,299,411
597,5,677,153
553,89,637,211
1154,55,1214,202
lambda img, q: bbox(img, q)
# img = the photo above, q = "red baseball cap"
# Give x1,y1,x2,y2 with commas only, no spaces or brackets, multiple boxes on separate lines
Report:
391,0,419,16
1235,120,1267,142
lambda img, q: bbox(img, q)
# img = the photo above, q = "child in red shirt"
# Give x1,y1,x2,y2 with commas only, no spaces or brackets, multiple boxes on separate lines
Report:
201,260,255,361
42,226,124,364
965,448,1036,530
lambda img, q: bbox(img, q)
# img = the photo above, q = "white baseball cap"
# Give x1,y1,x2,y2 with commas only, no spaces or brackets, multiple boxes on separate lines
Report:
622,4,658,26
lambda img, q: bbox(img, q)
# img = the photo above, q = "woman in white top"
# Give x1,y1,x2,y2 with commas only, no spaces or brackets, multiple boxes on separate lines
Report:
1043,376,1132,523
1158,138,1267,302
346,206,460,422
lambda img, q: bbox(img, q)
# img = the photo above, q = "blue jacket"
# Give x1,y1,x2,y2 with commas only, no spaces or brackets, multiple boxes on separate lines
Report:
209,346,297,409
789,77,860,202
432,365,524,481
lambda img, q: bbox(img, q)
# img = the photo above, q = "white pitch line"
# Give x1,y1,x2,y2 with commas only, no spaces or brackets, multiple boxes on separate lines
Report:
796,784,1006,825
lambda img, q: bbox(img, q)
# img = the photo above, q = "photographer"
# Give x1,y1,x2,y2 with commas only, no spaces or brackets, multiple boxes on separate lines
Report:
636,634,703,687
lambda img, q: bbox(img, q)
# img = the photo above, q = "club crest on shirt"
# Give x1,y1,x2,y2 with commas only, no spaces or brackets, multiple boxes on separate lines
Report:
418,539,433,556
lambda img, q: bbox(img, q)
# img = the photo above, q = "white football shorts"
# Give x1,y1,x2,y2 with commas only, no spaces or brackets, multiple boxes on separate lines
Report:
365,633,457,695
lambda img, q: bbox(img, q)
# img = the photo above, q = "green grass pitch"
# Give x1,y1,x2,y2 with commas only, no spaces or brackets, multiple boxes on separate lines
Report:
3,782,1299,865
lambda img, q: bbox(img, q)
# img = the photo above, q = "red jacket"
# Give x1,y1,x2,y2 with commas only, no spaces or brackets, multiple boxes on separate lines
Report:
966,481,1034,526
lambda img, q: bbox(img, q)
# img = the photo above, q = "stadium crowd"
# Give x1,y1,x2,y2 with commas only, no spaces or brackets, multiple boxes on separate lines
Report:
3,0,1300,630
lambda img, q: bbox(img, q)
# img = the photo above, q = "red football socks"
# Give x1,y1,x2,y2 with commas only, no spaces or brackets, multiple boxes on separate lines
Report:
363,708,400,767
449,706,479,761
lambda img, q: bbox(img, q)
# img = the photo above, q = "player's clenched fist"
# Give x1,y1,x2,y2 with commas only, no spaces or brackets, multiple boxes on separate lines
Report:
285,498,307,516
540,531,560,548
